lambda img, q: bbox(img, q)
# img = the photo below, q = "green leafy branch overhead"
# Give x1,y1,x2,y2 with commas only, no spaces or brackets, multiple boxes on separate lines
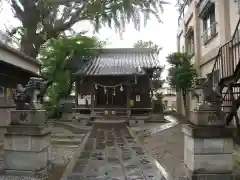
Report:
8,0,169,58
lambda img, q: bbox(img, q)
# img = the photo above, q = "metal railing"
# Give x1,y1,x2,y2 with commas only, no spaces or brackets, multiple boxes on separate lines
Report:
209,17,240,120
210,18,240,86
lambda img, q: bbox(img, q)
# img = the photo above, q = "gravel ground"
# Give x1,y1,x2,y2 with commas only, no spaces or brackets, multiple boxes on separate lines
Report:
135,115,240,180
139,124,185,180
130,115,186,180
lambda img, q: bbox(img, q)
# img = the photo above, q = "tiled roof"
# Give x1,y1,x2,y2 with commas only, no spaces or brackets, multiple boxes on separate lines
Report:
75,48,160,76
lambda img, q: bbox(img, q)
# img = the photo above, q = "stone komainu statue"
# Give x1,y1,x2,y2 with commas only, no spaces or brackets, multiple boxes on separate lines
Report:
199,77,222,113
202,78,222,103
13,77,49,110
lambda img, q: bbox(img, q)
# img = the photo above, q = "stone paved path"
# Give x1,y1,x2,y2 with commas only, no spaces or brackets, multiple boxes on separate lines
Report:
67,121,167,180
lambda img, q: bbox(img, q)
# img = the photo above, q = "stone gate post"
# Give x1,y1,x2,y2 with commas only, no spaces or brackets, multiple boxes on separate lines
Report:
182,97,235,179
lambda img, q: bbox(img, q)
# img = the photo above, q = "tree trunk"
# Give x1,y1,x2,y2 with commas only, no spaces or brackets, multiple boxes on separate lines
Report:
20,28,59,59
20,33,42,58
182,89,189,119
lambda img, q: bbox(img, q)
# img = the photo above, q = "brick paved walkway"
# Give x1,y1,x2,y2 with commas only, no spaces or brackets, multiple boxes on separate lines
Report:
67,122,167,180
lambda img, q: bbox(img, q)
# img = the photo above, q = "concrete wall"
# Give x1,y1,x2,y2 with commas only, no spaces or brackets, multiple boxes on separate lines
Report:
200,58,215,77
229,0,240,35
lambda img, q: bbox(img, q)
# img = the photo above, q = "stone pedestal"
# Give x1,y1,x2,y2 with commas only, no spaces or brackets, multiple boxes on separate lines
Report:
4,110,52,177
61,112,73,121
11,110,46,125
190,109,225,126
182,124,235,180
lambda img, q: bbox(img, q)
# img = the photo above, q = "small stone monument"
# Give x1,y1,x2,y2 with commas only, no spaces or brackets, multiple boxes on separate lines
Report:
60,99,75,121
183,77,235,179
4,77,52,177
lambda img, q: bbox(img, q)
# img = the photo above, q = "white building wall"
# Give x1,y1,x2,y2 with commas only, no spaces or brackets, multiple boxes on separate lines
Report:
176,0,240,116
229,0,240,35
200,59,215,77
179,32,185,53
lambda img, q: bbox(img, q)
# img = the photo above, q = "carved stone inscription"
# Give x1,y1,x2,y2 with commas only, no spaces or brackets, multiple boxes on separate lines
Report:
207,112,217,125
19,112,29,123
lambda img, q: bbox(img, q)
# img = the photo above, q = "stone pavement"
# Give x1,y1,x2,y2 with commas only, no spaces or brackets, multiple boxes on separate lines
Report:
67,121,167,180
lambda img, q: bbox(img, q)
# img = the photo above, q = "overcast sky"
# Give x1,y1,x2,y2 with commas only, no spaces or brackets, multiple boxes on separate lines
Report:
0,2,179,84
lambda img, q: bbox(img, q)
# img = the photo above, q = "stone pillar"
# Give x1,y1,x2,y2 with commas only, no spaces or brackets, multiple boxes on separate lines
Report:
182,125,234,180
4,110,52,177
183,104,235,179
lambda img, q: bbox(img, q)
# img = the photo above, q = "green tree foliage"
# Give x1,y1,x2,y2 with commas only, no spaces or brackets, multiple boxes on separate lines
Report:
133,40,162,54
39,35,105,116
8,0,168,58
133,40,164,93
151,67,165,93
167,52,197,116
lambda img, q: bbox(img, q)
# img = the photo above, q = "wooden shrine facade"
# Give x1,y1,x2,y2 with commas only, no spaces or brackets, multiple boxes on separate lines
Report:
71,48,160,119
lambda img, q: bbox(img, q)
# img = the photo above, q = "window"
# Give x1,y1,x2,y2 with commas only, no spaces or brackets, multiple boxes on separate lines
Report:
186,30,194,56
202,3,217,44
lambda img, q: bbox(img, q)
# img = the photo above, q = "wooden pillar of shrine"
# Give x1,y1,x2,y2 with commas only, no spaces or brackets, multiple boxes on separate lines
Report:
149,77,154,111
126,83,131,118
149,74,154,119
90,82,95,117
74,78,79,107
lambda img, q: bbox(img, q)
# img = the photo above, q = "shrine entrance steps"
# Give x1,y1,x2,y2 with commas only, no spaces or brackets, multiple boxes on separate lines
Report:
65,121,167,179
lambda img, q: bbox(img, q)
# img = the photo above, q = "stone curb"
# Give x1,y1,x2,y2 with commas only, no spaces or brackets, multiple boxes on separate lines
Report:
127,125,173,180
60,132,91,180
